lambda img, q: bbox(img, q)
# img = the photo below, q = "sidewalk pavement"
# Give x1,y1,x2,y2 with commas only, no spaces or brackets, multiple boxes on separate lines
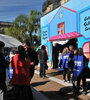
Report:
31,66,90,100
31,86,50,100
6,67,90,100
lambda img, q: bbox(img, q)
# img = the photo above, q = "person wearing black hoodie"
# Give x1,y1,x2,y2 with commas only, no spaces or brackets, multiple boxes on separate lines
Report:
23,41,39,79
0,41,7,100
39,45,48,78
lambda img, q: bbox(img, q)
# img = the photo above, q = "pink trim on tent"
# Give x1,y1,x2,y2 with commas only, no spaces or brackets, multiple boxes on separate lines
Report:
48,32,82,42
49,6,77,24
61,6,77,13
49,7,61,24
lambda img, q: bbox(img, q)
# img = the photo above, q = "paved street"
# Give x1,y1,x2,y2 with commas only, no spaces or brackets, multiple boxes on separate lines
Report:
6,67,90,100
31,66,90,100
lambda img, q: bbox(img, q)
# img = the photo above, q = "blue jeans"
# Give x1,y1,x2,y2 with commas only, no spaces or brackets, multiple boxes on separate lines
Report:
40,60,46,77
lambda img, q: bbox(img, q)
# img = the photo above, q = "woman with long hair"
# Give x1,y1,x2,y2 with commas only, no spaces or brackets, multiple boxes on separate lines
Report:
62,47,70,82
11,45,33,100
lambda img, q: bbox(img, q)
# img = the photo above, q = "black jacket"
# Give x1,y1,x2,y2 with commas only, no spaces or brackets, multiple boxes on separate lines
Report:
39,49,48,61
26,48,39,79
0,53,7,83
26,48,38,66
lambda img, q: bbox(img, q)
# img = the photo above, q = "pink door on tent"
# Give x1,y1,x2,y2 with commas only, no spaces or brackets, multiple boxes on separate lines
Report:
58,22,65,35
83,41,90,60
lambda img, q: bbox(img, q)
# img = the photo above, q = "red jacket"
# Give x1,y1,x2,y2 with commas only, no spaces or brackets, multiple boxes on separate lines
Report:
11,54,31,86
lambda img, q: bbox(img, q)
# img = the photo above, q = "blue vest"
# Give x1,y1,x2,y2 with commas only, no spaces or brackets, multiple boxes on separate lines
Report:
73,55,84,77
62,52,70,68
8,67,13,79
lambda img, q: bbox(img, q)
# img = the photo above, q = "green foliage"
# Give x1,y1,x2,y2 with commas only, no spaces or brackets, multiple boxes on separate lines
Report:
0,30,5,34
5,27,20,39
14,14,28,27
5,10,42,47
28,10,42,31
27,10,42,44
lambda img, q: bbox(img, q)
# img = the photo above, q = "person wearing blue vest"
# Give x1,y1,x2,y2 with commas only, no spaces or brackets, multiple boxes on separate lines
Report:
72,48,78,93
68,45,74,82
62,47,70,82
73,48,88,94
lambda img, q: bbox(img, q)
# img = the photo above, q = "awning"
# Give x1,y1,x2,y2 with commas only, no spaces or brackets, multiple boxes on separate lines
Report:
52,40,69,46
48,32,82,42
0,34,22,47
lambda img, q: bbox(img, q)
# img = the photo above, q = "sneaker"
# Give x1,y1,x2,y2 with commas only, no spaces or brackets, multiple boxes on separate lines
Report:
82,89,87,94
67,81,72,83
63,80,67,82
43,76,46,79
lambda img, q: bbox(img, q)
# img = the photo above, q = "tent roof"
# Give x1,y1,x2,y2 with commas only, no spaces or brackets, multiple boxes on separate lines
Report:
41,7,60,27
63,0,90,12
0,34,22,47
41,0,89,27
48,32,82,42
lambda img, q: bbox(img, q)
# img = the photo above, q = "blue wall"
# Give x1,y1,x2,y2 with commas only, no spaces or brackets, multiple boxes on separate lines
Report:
78,7,90,68
41,0,90,63
78,7,90,48
41,6,77,62
50,7,77,37
63,0,90,12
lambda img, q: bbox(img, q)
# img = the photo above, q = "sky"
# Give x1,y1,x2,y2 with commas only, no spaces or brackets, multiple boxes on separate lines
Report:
0,0,46,22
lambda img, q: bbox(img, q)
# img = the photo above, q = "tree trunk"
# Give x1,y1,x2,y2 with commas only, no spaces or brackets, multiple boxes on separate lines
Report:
29,31,32,44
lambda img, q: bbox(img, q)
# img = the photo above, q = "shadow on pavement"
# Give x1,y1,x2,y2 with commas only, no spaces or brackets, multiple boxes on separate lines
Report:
31,81,49,87
47,71,63,77
57,86,83,100
40,86,84,100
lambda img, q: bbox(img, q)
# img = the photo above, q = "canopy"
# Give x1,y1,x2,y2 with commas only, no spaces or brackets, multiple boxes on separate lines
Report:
52,40,69,46
0,34,22,47
48,32,82,42
63,0,90,12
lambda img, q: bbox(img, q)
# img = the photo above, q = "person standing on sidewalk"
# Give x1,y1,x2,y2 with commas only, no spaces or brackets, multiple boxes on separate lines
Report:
11,45,34,100
58,51,62,68
62,47,70,82
23,41,38,79
0,41,7,100
73,48,88,94
39,45,48,78
68,45,74,81
72,48,78,93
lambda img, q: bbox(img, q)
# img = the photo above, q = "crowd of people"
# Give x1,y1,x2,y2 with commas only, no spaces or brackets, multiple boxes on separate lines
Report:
58,45,89,94
0,40,38,100
0,40,90,100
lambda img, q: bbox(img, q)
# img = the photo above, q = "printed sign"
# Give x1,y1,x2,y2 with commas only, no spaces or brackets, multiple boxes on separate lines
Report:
80,9,90,38
74,61,82,66
64,55,69,59
41,26,49,45
84,16,90,31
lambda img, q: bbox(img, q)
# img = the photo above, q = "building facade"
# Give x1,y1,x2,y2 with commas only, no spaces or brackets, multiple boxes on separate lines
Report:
41,0,90,68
